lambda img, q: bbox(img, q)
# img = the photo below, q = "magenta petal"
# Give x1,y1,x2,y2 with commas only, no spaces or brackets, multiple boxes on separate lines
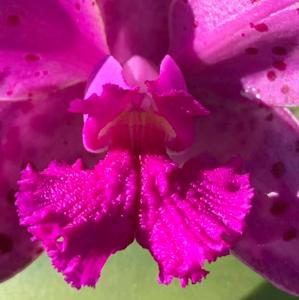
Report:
85,56,131,98
70,85,142,152
99,0,171,63
146,55,208,151
194,93,299,295
0,0,108,101
170,0,299,105
0,84,97,281
148,55,187,93
136,154,252,287
16,149,137,288
151,91,208,151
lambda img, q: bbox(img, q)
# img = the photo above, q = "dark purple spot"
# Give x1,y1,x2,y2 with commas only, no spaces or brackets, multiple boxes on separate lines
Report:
25,53,40,62
245,47,259,55
270,199,288,216
43,70,48,75
295,140,299,152
250,22,269,32
283,227,297,241
226,182,240,192
192,20,198,28
35,248,43,255
265,113,273,121
75,2,81,10
273,60,287,71
6,90,13,96
7,15,20,26
7,189,16,204
266,70,277,82
281,85,290,94
297,8,299,15
241,33,246,37
34,71,40,77
0,233,13,254
271,161,286,178
272,46,287,56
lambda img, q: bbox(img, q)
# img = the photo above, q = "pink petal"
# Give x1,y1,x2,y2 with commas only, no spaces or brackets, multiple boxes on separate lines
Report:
0,0,108,101
137,154,252,287
193,92,299,295
99,0,170,64
70,85,142,152
0,84,98,282
147,55,187,93
169,0,299,105
151,91,208,151
16,149,137,289
85,56,131,98
146,55,209,151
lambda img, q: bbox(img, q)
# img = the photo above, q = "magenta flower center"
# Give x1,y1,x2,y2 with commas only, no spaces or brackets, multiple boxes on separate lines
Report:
16,55,253,289
70,55,208,154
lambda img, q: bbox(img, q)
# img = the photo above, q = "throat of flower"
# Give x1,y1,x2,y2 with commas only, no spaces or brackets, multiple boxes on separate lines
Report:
102,110,176,155
69,55,208,155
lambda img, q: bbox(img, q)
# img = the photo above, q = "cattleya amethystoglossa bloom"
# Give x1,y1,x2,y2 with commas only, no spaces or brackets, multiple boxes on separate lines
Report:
0,0,299,295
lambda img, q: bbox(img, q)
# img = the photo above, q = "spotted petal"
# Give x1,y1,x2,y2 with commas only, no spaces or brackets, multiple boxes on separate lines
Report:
0,84,98,282
0,0,108,101
192,92,299,295
169,0,299,106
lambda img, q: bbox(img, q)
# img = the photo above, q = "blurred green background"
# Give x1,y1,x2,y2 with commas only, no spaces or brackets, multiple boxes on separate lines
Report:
0,242,298,300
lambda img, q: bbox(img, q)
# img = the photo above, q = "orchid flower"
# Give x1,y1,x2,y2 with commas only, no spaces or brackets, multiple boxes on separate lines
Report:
1,0,299,296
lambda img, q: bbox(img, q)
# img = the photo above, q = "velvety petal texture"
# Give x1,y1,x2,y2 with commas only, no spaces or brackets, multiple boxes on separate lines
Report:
17,150,137,289
169,0,299,105
0,84,98,282
192,91,299,295
137,154,252,287
0,0,108,100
